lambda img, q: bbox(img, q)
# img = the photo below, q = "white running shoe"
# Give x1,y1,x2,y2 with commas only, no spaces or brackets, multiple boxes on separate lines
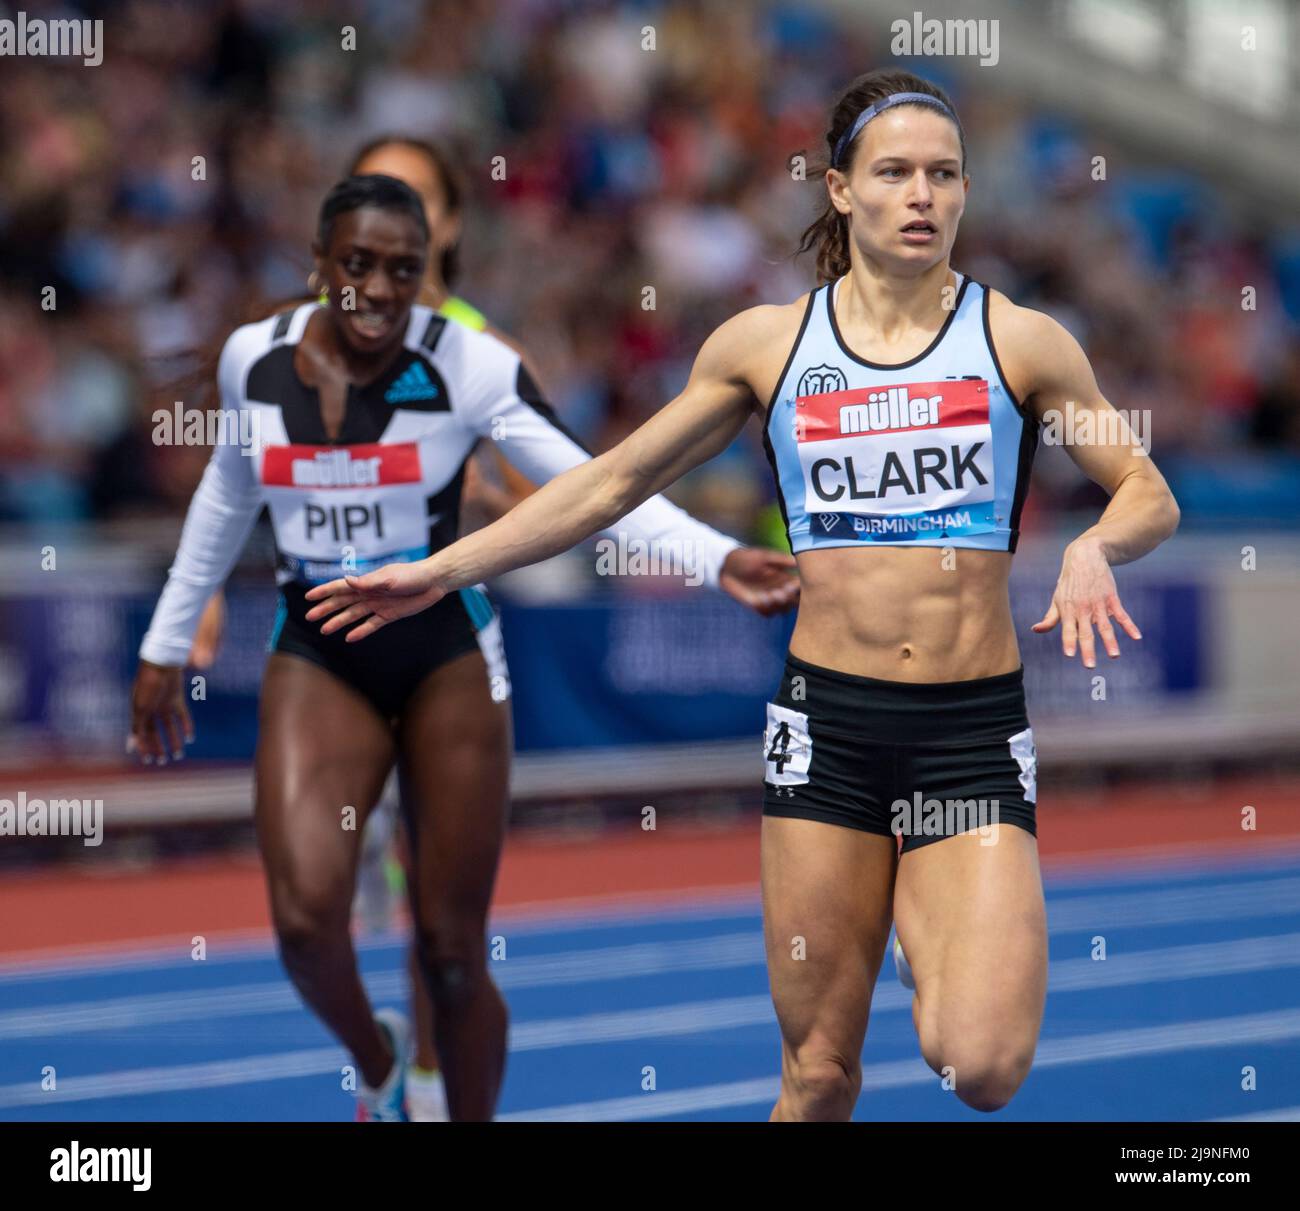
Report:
355,1008,410,1122
405,1066,449,1122
893,934,915,991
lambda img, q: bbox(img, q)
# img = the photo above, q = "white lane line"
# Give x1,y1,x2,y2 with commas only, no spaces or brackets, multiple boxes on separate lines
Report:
507,929,1300,1051
1044,878,1300,930
500,1007,1300,1121
510,996,774,1051
0,1047,346,1109
0,933,762,1039
1043,931,1300,992
0,930,282,982
4,888,1300,1041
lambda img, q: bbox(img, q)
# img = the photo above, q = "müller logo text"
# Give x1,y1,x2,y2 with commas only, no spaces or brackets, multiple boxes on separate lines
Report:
292,450,382,488
840,389,942,435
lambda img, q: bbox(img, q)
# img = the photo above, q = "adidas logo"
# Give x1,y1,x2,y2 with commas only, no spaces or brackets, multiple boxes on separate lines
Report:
385,361,439,404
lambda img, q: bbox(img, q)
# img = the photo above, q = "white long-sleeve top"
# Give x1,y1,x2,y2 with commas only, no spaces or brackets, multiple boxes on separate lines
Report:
139,303,740,666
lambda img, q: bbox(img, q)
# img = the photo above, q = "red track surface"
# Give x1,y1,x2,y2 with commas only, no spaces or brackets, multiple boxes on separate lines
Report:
2,775,1298,960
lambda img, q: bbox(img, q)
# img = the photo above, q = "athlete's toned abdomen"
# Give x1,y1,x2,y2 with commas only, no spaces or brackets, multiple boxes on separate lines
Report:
790,545,1020,682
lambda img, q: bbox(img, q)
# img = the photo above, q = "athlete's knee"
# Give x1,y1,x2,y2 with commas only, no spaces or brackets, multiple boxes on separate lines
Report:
413,918,488,1007
942,1045,1034,1113
423,954,480,1006
269,876,349,960
782,1044,861,1119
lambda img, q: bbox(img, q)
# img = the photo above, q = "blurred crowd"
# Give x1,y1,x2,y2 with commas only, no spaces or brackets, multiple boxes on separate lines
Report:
2,0,1298,540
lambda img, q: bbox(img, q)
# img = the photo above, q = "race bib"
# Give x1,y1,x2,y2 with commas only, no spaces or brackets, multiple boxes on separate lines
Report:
763,703,812,786
795,379,997,540
261,442,431,582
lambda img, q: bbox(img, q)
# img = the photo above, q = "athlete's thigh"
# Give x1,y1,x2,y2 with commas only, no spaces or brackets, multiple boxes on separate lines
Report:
893,825,1047,1049
396,648,511,923
255,653,398,909
762,817,897,1058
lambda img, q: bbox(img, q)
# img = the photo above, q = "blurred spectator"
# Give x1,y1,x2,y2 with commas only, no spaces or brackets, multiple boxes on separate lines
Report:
1,0,1297,539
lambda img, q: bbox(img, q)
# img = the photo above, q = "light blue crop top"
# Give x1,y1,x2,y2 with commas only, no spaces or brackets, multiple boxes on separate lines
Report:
763,273,1038,552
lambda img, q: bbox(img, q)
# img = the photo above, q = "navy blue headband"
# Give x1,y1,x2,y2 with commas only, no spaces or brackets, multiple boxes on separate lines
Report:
832,92,958,169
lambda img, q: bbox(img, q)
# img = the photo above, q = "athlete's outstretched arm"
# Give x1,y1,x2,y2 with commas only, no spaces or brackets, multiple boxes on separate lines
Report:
459,347,743,584
1002,304,1180,668
444,321,796,611
306,309,768,640
129,330,265,761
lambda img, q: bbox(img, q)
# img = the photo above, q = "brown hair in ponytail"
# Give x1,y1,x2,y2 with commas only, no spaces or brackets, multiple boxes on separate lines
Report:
797,69,966,284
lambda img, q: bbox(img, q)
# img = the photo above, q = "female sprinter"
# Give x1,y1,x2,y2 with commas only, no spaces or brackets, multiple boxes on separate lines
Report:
128,174,797,1122
304,70,1181,1121
187,136,533,1119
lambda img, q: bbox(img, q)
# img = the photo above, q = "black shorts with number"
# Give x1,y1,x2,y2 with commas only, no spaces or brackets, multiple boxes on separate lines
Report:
762,653,1038,854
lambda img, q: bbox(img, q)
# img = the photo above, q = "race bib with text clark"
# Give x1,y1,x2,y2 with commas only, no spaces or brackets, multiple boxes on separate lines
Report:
795,379,997,541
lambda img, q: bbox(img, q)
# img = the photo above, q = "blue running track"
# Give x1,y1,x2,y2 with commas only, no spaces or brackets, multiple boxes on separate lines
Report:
1,850,1297,1122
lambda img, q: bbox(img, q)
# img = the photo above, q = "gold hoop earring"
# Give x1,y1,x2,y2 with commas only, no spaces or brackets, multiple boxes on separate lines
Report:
308,271,328,302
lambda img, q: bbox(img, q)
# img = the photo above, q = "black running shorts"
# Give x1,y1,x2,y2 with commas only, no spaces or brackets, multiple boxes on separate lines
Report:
761,653,1037,853
268,582,510,721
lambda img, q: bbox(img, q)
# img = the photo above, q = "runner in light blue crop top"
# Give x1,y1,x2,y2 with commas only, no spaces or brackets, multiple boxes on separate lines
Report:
764,271,1038,553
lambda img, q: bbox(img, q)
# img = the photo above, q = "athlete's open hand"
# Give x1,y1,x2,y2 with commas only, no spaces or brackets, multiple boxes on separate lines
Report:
128,660,194,765
1031,536,1141,668
304,559,448,641
719,547,800,617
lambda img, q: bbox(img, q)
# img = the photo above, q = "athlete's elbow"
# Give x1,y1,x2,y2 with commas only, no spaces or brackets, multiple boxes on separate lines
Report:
591,457,646,529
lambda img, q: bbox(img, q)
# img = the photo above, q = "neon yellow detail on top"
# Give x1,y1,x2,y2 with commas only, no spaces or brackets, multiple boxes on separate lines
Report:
438,296,488,332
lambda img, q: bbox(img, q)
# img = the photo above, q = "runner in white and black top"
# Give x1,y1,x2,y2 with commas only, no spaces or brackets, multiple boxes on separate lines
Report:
128,174,799,1122
177,135,554,1123
136,275,751,710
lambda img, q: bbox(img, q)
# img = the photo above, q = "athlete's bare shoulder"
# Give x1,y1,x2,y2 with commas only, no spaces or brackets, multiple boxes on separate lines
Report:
694,294,815,412
985,287,1093,413
985,287,1066,348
